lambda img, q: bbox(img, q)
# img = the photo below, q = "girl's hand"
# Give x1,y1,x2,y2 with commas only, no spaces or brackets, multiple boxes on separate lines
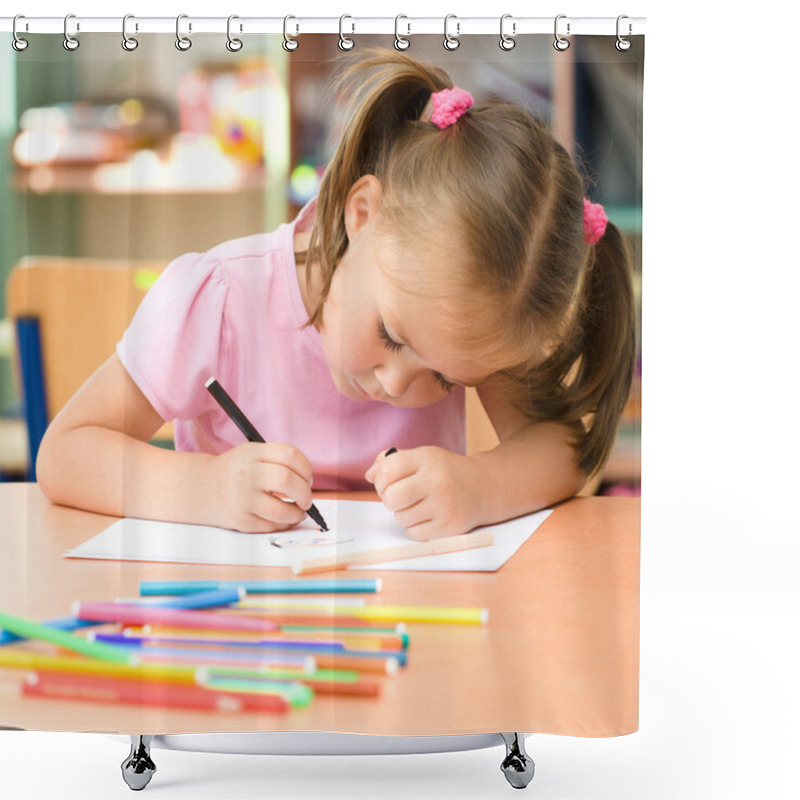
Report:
204,442,315,533
365,447,486,540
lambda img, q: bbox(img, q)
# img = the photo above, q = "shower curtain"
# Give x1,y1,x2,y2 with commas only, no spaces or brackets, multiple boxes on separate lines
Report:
0,17,643,744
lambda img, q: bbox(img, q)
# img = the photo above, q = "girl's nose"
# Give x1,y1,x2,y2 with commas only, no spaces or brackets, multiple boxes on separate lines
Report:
374,359,420,399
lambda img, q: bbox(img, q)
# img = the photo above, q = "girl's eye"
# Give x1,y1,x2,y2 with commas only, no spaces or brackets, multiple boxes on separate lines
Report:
432,372,456,393
378,319,454,393
377,320,404,352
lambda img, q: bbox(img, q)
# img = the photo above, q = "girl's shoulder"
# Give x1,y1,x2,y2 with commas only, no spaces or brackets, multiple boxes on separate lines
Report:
203,226,290,273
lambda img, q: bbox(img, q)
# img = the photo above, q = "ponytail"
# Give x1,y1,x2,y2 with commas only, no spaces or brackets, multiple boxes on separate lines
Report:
506,222,636,478
571,223,637,477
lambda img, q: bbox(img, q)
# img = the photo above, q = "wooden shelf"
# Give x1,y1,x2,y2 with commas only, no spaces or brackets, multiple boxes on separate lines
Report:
14,165,266,196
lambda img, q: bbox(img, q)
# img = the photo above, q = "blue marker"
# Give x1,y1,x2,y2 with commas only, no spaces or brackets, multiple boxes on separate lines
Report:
139,579,382,596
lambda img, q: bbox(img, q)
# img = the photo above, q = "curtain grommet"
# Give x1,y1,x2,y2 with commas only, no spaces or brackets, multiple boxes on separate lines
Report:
226,15,243,52
394,15,410,51
616,15,632,51
175,14,192,51
283,15,299,51
553,14,570,51
63,14,80,51
499,14,516,51
121,14,139,51
338,14,355,51
443,14,460,51
12,15,29,51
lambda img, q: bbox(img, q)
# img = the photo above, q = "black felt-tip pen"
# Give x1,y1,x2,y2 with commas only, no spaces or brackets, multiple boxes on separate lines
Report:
205,377,329,532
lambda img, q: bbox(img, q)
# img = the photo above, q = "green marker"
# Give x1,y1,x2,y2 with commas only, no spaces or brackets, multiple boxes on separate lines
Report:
0,611,137,665
200,675,314,708
206,665,360,684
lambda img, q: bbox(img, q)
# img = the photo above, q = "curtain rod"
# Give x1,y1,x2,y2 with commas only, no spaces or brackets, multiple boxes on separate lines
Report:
1,16,646,38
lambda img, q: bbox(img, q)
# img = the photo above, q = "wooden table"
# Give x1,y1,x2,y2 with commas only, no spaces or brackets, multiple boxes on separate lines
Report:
0,484,639,738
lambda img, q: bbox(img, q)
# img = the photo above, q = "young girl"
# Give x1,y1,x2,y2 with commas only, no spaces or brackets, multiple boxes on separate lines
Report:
36,51,636,542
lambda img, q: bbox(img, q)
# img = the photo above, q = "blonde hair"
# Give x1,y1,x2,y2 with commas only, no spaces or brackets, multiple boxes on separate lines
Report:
306,49,636,479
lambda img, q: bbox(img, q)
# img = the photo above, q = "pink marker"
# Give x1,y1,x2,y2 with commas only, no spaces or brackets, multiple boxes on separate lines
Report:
73,602,279,634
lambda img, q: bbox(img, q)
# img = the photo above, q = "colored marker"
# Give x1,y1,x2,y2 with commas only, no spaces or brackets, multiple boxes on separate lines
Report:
292,530,495,576
0,611,137,665
0,650,199,684
205,377,329,532
196,676,314,708
347,605,489,625
168,611,386,629
0,616,96,646
202,668,380,697
98,630,404,652
90,637,317,669
211,666,360,683
314,653,401,675
24,671,291,713
73,602,279,633
136,650,314,671
231,597,368,610
93,633,346,654
133,587,244,609
281,625,410,648
211,605,487,625
139,578,381,596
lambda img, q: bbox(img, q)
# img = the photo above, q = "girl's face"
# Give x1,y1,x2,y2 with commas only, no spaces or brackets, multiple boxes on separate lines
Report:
313,178,492,408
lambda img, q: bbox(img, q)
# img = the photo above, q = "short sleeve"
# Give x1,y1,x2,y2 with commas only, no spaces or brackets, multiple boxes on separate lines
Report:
117,251,230,422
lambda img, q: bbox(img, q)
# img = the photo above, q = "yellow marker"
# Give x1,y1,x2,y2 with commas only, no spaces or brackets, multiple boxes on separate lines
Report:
0,650,197,684
225,606,488,625
348,606,489,625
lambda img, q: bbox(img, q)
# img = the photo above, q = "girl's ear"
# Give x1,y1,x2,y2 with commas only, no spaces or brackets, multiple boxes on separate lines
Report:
344,175,382,241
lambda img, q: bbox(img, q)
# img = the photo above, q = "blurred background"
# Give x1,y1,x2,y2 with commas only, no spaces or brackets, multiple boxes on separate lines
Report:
0,33,642,491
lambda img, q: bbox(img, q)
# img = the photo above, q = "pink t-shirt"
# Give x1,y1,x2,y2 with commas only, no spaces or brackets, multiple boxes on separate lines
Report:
117,200,465,491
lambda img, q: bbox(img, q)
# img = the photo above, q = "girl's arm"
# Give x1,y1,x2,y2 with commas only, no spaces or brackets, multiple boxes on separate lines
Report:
468,379,585,522
36,354,314,532
366,380,584,540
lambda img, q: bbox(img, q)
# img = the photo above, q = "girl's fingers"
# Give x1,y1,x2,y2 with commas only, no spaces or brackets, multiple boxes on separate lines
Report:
259,442,315,486
251,490,307,527
365,447,398,483
393,500,434,539
255,462,313,511
381,473,424,513
371,451,417,497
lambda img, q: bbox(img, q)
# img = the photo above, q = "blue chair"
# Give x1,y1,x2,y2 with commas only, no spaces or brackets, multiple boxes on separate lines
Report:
6,257,167,479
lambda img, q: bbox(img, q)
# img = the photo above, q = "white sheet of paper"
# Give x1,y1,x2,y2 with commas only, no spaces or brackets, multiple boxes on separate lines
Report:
64,500,551,573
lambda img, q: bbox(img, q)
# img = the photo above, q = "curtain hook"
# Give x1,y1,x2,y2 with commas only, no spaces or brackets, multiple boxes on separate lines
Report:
553,14,570,51
12,15,29,52
63,13,80,51
226,15,243,52
616,15,632,51
176,14,192,51
443,14,460,51
394,15,410,51
122,14,139,51
499,14,516,51
283,15,299,51
338,15,355,50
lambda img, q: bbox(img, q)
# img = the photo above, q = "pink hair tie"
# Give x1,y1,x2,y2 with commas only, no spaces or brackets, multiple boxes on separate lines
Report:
430,86,474,129
583,198,608,244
